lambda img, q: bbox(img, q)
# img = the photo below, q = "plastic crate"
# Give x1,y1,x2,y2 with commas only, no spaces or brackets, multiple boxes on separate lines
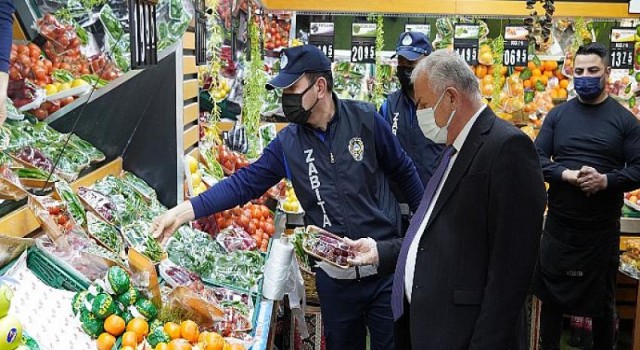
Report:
26,247,89,292
0,247,89,292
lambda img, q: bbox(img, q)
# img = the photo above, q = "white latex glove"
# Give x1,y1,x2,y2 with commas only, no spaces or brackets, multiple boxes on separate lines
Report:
344,237,379,266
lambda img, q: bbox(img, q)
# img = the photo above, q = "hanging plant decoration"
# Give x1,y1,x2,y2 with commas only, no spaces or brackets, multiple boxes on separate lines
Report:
490,36,505,103
242,7,267,158
367,14,385,109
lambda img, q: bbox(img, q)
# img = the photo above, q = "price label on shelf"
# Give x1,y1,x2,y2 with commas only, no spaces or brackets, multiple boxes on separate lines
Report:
453,24,479,65
351,22,377,64
309,22,335,61
609,28,635,69
503,26,529,67
351,42,376,63
405,24,431,37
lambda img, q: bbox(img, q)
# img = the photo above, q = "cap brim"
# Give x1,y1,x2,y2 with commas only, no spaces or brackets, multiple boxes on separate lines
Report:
396,50,424,61
265,72,304,90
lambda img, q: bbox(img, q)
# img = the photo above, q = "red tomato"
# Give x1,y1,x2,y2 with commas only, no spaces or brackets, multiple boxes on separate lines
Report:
34,68,46,80
261,206,270,218
239,215,250,228
247,222,257,235
252,208,262,220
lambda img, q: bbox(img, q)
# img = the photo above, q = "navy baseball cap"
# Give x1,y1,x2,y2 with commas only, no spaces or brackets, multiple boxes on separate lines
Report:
392,31,433,61
266,45,332,90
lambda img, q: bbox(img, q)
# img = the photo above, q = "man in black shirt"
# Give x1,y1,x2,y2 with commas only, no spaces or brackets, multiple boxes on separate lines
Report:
533,42,640,349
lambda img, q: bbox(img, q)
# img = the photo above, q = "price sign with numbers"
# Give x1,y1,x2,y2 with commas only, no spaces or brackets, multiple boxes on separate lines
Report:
609,28,635,69
503,26,529,67
309,22,335,61
453,25,479,65
351,22,377,64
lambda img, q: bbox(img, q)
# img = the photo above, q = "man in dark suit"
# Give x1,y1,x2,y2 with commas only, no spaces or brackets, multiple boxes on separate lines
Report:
346,49,547,349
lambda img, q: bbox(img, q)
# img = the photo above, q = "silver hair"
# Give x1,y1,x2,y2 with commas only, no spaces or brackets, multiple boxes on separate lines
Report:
410,49,482,100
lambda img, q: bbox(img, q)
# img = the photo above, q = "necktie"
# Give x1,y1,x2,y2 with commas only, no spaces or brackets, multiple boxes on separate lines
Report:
391,145,457,321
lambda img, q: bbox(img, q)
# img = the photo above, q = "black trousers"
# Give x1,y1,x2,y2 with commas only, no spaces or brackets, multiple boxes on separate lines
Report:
539,301,615,350
315,269,395,350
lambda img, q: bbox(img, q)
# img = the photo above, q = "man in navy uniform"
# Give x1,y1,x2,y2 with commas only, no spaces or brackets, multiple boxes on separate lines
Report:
380,32,444,229
152,45,424,350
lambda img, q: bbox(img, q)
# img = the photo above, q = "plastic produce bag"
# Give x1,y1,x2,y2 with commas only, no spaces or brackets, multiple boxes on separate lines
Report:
0,166,28,201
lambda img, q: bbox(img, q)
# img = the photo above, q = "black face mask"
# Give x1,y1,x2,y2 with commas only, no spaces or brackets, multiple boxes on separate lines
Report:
396,66,414,94
281,80,319,125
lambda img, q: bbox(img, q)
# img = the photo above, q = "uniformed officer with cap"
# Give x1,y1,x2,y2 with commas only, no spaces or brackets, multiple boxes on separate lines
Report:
380,32,444,230
152,45,424,350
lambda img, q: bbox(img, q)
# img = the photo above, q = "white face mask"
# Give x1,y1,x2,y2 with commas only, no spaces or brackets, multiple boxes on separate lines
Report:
417,90,456,144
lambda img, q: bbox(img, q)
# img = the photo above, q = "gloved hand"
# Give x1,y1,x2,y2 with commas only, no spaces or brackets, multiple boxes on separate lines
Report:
344,237,379,266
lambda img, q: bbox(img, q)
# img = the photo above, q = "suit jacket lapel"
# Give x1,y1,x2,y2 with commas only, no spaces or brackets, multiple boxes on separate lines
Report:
425,108,495,231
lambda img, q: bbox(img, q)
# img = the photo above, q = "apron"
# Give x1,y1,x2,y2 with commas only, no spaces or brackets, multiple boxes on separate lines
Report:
532,215,620,317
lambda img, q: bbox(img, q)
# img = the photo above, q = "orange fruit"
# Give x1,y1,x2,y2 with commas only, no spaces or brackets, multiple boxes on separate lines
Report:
523,80,532,89
97,333,116,350
223,342,232,350
104,315,126,337
559,79,569,89
156,343,169,350
482,74,493,84
168,339,193,350
540,75,549,85
543,70,553,78
527,61,537,70
475,65,487,79
555,69,565,80
531,68,542,77
126,318,149,343
165,322,182,340
204,338,225,350
558,88,568,99
550,88,559,99
180,320,200,343
122,331,138,348
544,60,558,71
500,66,508,76
229,344,245,350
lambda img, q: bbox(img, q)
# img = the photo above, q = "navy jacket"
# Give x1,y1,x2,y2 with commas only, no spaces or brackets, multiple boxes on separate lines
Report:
380,90,444,191
191,94,423,244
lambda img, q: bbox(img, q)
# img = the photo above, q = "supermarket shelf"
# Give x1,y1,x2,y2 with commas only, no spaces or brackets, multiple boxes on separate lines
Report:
183,32,196,51
0,158,123,238
44,45,180,125
184,102,199,125
622,218,640,234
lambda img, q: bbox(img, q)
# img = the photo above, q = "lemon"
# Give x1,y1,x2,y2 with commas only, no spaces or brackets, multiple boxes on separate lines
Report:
59,83,72,92
53,82,62,88
191,172,202,188
71,79,88,88
45,84,58,96
185,155,198,174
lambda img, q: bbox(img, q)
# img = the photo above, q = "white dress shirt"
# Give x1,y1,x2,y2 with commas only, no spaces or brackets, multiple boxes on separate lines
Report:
405,104,487,302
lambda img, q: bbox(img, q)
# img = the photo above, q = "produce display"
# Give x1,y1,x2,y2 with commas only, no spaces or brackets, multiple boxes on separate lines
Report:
621,240,640,279
303,225,354,269
3,119,103,182
54,180,86,226
216,225,258,253
278,180,303,214
625,189,640,211
165,226,266,291
213,202,275,252
78,187,118,225
86,212,124,256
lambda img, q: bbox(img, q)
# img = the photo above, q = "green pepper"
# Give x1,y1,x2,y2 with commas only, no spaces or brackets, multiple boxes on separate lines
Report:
51,70,75,84
100,4,124,40
170,0,183,19
75,23,89,45
80,74,108,89
13,167,51,180
630,96,637,109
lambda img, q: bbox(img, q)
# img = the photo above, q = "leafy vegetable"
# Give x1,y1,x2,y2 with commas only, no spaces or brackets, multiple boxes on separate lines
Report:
165,226,225,276
242,16,267,158
121,171,157,199
86,212,124,254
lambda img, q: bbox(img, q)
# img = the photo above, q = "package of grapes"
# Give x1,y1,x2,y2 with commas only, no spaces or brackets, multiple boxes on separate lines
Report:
302,225,354,269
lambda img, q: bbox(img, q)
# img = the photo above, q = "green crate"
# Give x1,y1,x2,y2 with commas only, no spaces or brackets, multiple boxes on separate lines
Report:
0,247,89,292
26,247,90,292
